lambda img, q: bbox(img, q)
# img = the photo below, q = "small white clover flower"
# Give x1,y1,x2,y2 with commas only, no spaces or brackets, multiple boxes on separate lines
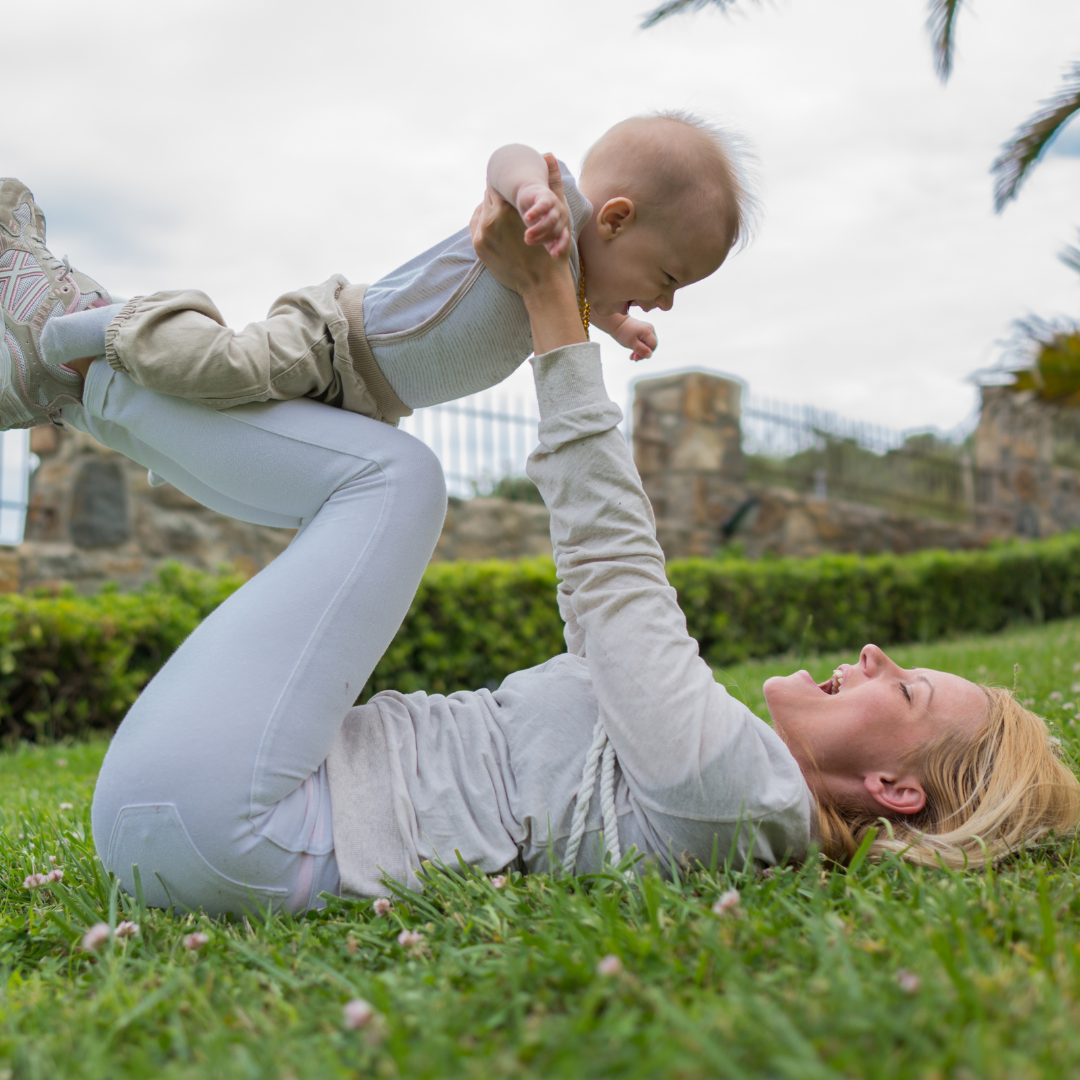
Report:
59,803,73,812
343,998,376,1030
491,875,508,889
22,873,47,890
1049,691,1064,702
114,921,139,940
82,923,111,951
46,868,63,883
372,897,393,917
896,969,921,994
712,888,740,916
397,929,424,950
596,954,622,976
48,855,57,864
184,931,210,951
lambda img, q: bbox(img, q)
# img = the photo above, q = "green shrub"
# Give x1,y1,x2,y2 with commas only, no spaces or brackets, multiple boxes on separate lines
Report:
670,533,1080,667
0,563,247,743
5,533,1080,741
362,557,564,699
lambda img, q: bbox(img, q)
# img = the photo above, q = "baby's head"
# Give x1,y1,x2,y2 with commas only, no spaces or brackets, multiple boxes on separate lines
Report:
577,112,754,318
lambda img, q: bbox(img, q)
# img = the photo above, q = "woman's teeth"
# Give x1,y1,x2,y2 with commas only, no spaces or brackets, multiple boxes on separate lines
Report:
827,669,845,695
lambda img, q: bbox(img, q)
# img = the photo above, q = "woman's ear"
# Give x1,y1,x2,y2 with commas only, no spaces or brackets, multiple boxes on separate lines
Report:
596,197,636,240
863,772,926,815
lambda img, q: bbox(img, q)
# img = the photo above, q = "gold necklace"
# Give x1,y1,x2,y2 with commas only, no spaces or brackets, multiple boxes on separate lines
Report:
578,258,590,338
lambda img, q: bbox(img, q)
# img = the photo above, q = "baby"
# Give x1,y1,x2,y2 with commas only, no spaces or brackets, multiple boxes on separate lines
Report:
0,112,750,431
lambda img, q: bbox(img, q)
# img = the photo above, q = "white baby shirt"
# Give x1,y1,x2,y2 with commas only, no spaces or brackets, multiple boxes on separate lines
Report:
361,162,592,409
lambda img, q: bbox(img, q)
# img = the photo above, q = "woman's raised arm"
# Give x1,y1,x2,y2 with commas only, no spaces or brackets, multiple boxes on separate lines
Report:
472,183,807,850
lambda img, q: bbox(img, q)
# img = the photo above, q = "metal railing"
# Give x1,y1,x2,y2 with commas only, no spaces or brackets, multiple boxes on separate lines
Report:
398,392,541,499
399,388,984,520
0,429,32,546
741,395,978,521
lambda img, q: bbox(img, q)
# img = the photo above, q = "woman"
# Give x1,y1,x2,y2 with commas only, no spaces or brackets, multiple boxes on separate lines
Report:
42,189,1078,915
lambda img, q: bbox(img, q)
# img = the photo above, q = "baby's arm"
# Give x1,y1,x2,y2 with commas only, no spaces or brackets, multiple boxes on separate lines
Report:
592,312,658,362
487,145,571,258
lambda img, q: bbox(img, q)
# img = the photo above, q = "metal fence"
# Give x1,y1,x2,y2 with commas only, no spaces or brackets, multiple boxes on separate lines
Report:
0,429,32,546
399,388,981,519
0,386,989,546
742,394,977,521
398,392,542,499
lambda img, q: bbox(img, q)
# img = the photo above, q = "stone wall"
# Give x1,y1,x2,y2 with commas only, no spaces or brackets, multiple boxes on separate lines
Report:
11,371,1080,592
972,385,1080,539
632,371,989,560
431,496,551,562
9,424,553,594
13,424,295,592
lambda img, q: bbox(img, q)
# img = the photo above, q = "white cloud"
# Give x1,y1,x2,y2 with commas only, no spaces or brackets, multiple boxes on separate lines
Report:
4,0,1079,433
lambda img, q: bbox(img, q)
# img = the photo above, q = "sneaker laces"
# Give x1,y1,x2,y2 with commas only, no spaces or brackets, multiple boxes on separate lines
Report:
41,251,74,284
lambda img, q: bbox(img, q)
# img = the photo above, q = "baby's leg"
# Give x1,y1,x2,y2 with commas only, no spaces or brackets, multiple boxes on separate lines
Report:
73,362,446,915
47,278,351,411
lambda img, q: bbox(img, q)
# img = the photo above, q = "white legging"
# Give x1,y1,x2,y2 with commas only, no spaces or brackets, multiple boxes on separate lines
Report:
70,361,447,916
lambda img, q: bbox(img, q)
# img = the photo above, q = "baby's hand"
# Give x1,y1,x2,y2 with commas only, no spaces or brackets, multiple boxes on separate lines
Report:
516,182,571,258
613,316,657,361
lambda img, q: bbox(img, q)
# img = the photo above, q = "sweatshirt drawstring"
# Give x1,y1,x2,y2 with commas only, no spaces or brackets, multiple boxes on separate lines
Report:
561,719,622,873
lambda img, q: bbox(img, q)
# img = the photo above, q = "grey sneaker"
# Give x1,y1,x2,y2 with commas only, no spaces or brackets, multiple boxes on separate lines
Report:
0,178,112,429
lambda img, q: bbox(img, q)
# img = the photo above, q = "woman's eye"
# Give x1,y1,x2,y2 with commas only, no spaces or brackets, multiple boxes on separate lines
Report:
900,683,911,703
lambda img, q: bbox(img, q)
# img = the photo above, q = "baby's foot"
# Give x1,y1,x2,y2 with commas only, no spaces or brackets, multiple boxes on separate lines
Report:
0,178,112,429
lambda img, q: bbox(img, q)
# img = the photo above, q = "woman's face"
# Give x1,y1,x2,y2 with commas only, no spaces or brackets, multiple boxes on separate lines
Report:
764,644,987,815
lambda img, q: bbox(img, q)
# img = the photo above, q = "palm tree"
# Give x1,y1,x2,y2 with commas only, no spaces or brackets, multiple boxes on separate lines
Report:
642,0,1080,212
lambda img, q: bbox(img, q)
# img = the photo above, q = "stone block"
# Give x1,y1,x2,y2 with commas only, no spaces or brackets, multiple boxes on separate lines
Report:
0,551,19,592
29,426,59,455
71,460,129,548
671,423,725,473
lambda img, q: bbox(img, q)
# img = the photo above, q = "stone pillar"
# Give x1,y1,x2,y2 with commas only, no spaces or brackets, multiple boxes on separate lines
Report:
632,371,746,558
972,385,1080,538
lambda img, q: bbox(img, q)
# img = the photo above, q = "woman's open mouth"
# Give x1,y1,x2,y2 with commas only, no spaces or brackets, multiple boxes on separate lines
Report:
818,668,845,695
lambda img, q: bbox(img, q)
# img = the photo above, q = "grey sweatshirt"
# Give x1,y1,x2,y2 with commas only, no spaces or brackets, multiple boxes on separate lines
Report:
326,342,813,894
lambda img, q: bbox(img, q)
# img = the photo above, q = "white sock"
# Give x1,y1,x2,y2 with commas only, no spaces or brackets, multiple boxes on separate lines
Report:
40,303,124,368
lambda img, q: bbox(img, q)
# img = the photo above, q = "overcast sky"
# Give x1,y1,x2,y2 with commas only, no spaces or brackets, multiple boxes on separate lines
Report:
5,0,1079,435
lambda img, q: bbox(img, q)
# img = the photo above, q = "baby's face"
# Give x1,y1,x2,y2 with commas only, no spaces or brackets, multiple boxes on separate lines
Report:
578,210,729,319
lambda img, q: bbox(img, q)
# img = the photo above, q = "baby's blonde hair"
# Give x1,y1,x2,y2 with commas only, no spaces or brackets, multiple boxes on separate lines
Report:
581,110,757,255
816,687,1080,869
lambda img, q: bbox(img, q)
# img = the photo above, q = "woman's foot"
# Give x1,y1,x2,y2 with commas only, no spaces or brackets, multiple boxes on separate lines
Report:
0,178,112,428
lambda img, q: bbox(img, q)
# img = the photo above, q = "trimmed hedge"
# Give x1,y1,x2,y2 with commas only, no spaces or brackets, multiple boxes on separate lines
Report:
671,533,1080,667
0,564,246,742
5,532,1080,741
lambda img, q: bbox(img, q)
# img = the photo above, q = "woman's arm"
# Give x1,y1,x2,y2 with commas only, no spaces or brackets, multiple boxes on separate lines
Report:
472,189,810,850
472,190,735,785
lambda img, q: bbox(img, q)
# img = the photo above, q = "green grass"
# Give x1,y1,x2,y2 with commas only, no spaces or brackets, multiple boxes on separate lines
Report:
3,620,1080,1078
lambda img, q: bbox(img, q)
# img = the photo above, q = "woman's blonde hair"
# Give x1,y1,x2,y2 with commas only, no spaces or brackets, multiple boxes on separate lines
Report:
815,686,1080,869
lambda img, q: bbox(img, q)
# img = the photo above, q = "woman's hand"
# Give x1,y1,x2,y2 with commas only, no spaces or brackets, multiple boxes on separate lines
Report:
470,154,587,355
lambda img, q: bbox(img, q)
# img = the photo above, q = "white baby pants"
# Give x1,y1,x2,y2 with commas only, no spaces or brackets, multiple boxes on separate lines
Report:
68,361,446,916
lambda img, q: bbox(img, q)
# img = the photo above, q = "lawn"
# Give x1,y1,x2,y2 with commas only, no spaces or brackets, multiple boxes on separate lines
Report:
3,620,1080,1078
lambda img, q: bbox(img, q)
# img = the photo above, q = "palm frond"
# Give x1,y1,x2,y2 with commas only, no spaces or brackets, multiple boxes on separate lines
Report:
992,62,1080,211
1062,230,1080,277
926,0,965,81
640,0,753,30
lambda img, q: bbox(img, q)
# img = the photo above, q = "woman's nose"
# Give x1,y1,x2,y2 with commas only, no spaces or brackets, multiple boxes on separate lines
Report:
860,643,889,674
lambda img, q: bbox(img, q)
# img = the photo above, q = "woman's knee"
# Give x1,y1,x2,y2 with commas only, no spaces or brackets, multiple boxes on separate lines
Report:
382,429,447,528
